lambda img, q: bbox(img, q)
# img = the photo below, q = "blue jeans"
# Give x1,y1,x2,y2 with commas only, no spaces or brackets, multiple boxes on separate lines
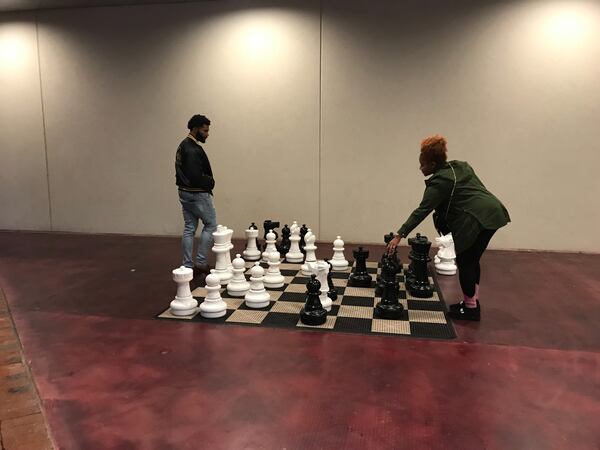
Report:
178,191,217,268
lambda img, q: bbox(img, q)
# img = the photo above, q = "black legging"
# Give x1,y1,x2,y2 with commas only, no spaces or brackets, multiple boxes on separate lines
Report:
455,229,496,298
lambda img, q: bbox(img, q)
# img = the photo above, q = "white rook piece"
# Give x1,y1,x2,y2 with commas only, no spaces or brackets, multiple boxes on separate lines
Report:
170,266,198,316
264,251,285,289
262,229,279,262
331,236,349,271
301,229,317,275
227,254,250,297
212,225,233,285
434,233,457,276
310,260,332,312
285,221,303,263
242,225,261,261
244,262,271,309
200,270,227,318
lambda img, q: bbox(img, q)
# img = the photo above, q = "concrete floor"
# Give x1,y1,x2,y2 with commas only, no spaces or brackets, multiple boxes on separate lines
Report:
0,231,599,450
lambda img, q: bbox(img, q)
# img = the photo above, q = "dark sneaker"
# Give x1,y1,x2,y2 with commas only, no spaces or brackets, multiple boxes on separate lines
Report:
449,300,480,312
448,302,480,321
193,264,213,276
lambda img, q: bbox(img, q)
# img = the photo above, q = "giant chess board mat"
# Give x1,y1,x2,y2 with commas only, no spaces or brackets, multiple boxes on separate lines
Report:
157,261,456,340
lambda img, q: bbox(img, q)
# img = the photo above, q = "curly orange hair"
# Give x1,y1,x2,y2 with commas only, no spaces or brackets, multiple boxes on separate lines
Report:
420,135,448,167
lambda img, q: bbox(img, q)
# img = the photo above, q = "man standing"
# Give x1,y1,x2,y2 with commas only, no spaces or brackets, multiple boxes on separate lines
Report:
175,114,217,278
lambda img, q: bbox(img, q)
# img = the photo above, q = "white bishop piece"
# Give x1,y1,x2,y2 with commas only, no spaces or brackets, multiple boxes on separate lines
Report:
242,225,261,261
170,266,198,316
285,221,303,263
264,251,285,289
200,270,227,318
244,262,271,308
310,260,332,312
212,225,234,285
434,233,457,276
331,236,349,271
262,229,279,262
227,254,250,297
301,229,317,275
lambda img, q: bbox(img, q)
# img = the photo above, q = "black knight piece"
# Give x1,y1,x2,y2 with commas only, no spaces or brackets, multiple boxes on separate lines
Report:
299,224,308,254
324,259,338,301
277,224,291,254
407,233,434,298
348,247,373,287
300,274,328,326
375,255,404,319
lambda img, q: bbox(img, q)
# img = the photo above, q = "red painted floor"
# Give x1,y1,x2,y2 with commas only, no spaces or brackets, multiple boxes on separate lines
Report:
1,231,599,449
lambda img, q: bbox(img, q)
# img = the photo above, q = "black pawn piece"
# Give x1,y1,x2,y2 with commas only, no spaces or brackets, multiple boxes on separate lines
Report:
407,233,434,298
299,224,309,254
300,274,327,326
324,259,338,301
277,224,291,254
348,247,373,288
376,232,398,296
249,222,258,230
375,256,404,319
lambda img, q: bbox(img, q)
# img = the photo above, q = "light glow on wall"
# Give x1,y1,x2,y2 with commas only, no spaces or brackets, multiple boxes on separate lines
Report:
537,2,597,50
0,30,27,69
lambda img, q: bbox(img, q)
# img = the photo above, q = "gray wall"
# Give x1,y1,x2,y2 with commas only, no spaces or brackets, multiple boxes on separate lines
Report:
1,0,600,251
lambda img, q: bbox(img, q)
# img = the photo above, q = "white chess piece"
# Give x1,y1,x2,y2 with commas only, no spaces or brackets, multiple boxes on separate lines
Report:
200,270,227,318
242,224,261,261
264,251,285,288
244,262,271,308
170,266,198,316
435,233,457,276
262,229,279,262
301,229,317,275
309,260,332,312
212,225,233,285
285,221,303,263
331,236,349,271
227,254,251,297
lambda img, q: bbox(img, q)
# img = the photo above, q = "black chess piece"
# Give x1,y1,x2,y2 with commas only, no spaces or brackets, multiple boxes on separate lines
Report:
299,224,308,254
375,255,404,319
407,233,434,298
277,224,291,254
404,234,419,290
300,274,328,326
376,232,400,296
324,259,338,301
348,247,373,287
248,222,258,230
263,220,280,251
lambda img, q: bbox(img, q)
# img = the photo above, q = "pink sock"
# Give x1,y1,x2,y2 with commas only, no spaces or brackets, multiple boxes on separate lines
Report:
475,284,480,301
463,294,477,308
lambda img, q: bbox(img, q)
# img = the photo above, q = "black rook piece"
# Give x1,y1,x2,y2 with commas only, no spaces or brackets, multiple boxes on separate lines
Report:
348,247,373,288
324,259,338,301
299,224,309,254
407,233,434,298
277,224,291,254
375,255,404,319
300,275,328,326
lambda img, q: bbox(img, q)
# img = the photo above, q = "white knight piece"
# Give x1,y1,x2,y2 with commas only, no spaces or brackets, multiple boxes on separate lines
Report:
309,260,333,312
434,233,457,276
301,229,318,275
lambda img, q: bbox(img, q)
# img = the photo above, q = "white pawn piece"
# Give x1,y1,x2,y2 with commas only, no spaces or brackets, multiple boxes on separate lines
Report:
310,260,332,312
301,229,318,275
170,266,198,316
227,254,251,297
244,262,271,309
264,251,285,289
200,270,228,318
212,225,234,285
285,221,303,263
242,225,261,261
262,229,279,262
330,236,349,271
435,233,457,276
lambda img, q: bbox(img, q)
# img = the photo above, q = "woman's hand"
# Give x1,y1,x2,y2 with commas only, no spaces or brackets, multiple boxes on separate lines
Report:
386,234,402,255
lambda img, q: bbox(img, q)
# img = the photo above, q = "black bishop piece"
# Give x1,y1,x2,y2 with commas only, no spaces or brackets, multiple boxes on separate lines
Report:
277,224,291,255
300,274,328,326
348,246,373,287
299,224,309,254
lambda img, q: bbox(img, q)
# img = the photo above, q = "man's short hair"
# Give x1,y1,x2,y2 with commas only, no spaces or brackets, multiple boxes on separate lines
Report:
187,114,211,130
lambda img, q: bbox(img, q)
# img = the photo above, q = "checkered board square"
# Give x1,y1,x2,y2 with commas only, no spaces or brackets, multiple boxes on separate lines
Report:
157,261,456,340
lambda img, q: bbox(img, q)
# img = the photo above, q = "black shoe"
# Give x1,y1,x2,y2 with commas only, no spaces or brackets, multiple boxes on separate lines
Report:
448,302,480,321
193,264,213,277
449,300,480,311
